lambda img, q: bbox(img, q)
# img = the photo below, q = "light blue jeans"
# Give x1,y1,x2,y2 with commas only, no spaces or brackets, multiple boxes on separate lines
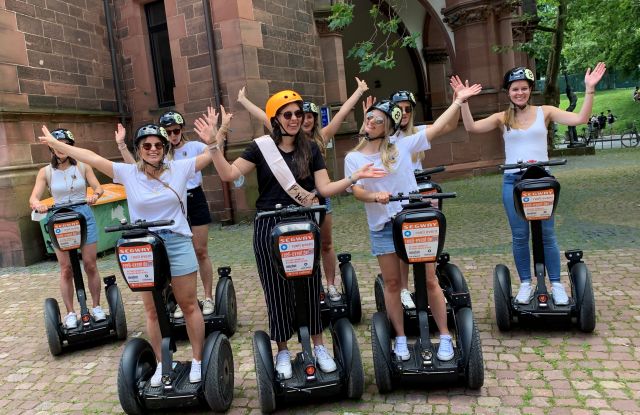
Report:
502,173,561,283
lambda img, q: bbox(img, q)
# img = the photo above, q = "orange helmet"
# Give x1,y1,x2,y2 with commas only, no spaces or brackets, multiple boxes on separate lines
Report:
265,90,303,120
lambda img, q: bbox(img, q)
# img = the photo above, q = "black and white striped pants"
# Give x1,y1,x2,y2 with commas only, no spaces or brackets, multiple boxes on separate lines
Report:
253,213,323,342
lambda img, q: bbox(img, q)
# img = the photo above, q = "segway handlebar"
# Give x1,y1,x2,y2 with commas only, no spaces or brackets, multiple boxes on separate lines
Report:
256,204,327,219
104,219,175,233
42,200,88,212
499,159,567,171
414,165,445,179
388,192,457,203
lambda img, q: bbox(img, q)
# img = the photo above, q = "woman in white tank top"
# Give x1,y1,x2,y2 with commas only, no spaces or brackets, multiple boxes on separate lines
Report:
29,128,106,330
458,63,606,306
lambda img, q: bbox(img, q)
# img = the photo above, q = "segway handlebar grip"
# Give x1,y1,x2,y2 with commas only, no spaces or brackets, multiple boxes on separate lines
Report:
388,192,456,203
256,204,327,219
47,200,88,211
104,219,175,233
413,165,445,179
499,158,567,171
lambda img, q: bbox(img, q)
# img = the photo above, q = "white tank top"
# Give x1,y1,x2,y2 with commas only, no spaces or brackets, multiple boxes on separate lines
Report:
503,106,549,173
50,164,87,204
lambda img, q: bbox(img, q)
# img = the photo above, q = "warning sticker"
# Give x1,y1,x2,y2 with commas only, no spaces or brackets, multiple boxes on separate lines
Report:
53,220,81,250
278,233,315,277
118,245,155,288
402,220,439,263
418,188,439,209
521,189,555,220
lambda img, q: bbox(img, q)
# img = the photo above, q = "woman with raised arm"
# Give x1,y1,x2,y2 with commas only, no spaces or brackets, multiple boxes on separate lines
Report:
345,82,481,362
39,116,229,388
237,78,369,301
29,128,106,329
194,91,385,380
115,110,220,319
458,62,606,306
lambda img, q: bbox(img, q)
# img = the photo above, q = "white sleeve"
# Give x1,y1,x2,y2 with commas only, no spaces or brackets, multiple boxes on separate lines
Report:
401,127,431,153
112,162,134,185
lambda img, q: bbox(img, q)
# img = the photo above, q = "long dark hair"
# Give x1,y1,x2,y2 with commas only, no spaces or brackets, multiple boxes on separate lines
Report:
272,121,313,180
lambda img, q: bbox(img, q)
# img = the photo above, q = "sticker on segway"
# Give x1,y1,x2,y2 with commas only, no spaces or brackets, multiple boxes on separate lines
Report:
521,189,555,220
418,188,440,209
278,233,315,277
118,244,155,288
402,220,439,263
53,220,81,250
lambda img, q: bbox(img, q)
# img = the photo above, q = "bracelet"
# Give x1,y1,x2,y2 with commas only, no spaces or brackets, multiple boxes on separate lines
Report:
117,143,127,150
585,91,595,95
208,143,220,152
453,100,463,107
219,125,232,133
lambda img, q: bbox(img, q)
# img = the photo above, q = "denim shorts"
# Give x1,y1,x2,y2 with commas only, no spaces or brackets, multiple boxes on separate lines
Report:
325,196,333,214
157,230,198,277
369,221,397,256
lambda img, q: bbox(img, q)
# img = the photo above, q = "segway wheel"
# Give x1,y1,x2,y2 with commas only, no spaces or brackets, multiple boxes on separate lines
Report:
374,274,386,313
253,331,276,413
203,333,234,412
493,264,513,331
215,277,238,336
117,338,155,415
571,263,596,333
44,298,62,356
333,318,364,399
465,319,485,389
439,262,470,293
107,284,128,340
371,312,393,393
341,262,362,324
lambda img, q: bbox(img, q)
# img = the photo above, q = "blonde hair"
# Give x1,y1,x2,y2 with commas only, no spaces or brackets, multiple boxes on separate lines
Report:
399,111,424,164
351,117,398,172
306,118,327,159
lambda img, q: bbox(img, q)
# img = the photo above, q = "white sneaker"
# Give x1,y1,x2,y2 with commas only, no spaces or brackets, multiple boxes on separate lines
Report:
65,312,78,329
314,345,337,373
515,282,535,304
437,334,455,361
551,282,569,305
275,350,292,379
202,298,215,315
189,359,201,383
173,304,183,319
400,289,416,309
327,285,341,301
150,362,162,387
394,336,410,361
92,305,106,322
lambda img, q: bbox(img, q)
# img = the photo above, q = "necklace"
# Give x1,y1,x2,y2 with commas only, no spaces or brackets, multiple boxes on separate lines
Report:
61,164,77,202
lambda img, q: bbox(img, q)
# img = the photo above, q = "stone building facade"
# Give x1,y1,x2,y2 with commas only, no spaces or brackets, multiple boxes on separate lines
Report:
0,0,536,266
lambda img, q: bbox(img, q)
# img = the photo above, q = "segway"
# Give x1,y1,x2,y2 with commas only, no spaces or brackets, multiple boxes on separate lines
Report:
493,159,596,333
319,252,362,327
167,265,237,337
107,219,233,414
42,201,127,356
371,193,484,393
252,204,364,413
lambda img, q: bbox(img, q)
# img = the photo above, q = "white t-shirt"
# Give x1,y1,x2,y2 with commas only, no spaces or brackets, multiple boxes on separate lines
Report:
171,141,207,190
344,129,431,231
390,124,427,171
112,159,196,236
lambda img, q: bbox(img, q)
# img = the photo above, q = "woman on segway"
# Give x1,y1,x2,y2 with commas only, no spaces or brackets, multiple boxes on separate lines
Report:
38,117,229,387
345,81,481,362
237,78,369,302
194,91,384,380
29,128,106,329
116,110,219,319
458,62,606,306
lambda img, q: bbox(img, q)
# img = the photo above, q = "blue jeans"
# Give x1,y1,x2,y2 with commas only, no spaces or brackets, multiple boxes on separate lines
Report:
502,173,561,282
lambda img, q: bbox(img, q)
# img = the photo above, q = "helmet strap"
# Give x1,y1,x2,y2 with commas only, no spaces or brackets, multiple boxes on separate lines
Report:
364,132,385,141
274,119,295,137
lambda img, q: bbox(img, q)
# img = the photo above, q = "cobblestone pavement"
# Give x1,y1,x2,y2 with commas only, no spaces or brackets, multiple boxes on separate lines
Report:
1,149,639,414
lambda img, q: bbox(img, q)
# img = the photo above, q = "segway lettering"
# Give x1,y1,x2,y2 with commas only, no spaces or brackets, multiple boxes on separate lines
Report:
278,233,315,277
521,189,555,220
402,220,439,263
118,244,154,288
53,220,82,250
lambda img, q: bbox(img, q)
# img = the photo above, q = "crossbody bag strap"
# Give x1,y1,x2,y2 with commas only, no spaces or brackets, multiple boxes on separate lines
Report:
151,176,187,218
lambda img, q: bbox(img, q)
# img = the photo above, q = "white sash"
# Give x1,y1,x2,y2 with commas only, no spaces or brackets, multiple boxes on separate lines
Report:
255,135,317,207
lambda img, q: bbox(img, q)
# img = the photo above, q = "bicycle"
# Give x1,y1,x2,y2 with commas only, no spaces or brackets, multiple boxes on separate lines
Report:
620,121,639,148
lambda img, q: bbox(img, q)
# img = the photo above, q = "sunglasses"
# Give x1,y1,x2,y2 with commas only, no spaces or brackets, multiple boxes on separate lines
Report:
280,110,304,120
366,112,385,125
141,142,164,150
166,128,181,136
398,106,412,114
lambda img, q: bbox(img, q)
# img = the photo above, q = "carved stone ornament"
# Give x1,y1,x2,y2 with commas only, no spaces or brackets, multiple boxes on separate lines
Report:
443,0,520,30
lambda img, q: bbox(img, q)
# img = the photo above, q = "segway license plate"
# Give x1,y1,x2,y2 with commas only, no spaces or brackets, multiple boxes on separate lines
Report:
521,189,555,220
53,220,82,251
402,220,439,263
117,244,155,289
278,233,315,278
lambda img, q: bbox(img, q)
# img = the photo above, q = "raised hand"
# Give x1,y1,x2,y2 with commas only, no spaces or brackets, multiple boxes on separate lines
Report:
115,123,126,144
38,125,55,146
237,86,246,102
219,105,233,127
362,95,376,116
585,62,606,90
455,83,482,103
449,75,467,100
194,108,217,144
355,77,368,94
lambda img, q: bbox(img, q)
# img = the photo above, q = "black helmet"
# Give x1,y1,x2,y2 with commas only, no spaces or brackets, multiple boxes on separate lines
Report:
302,101,319,116
158,111,185,127
390,90,416,107
503,67,535,90
134,124,169,151
50,128,75,145
366,100,403,133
